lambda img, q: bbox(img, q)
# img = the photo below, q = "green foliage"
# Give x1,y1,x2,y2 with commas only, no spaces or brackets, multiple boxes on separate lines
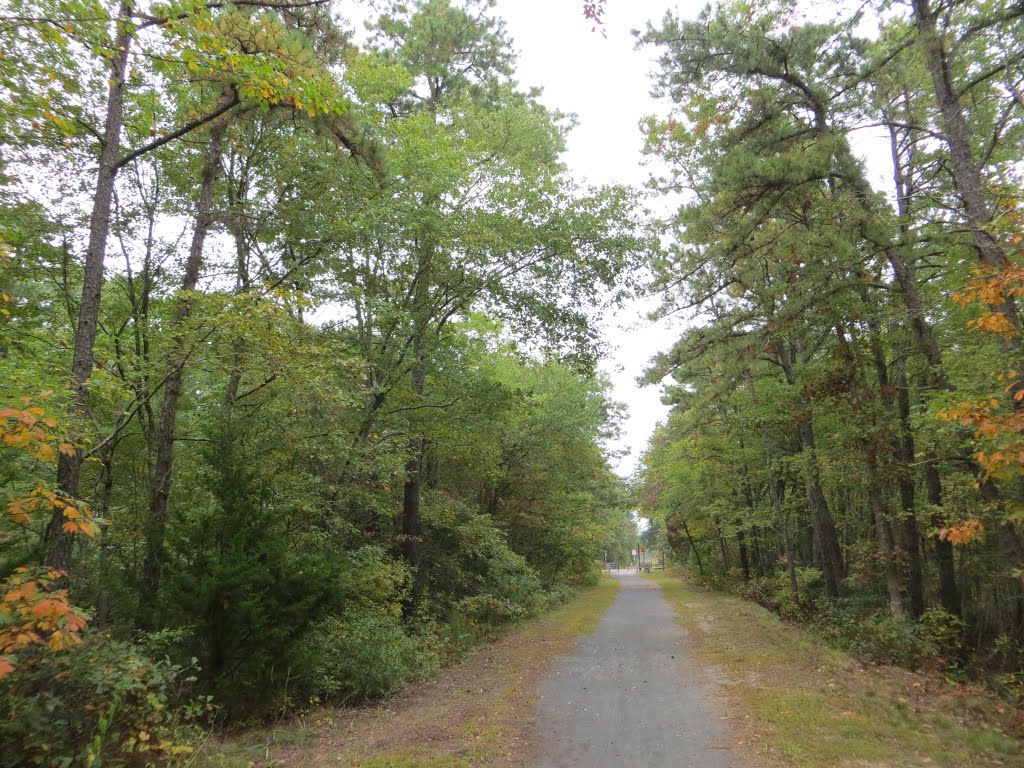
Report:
297,611,439,706
742,568,822,618
422,498,545,625
0,0,637,743
0,638,196,768
636,0,1024,692
814,604,944,671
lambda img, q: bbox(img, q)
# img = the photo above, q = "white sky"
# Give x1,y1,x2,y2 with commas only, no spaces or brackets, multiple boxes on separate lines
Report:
489,0,895,479
491,0,708,478
334,0,894,480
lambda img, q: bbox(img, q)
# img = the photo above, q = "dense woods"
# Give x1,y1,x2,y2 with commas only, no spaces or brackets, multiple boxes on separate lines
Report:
5,0,1024,762
0,0,643,762
637,0,1024,691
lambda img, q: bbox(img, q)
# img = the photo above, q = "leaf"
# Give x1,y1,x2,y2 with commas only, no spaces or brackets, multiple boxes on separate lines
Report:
938,519,985,546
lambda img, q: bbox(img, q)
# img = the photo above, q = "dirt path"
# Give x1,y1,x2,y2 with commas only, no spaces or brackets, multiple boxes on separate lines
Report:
535,571,737,768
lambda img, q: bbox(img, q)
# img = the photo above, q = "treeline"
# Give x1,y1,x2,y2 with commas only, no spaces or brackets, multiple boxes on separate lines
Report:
636,0,1024,688
0,0,642,763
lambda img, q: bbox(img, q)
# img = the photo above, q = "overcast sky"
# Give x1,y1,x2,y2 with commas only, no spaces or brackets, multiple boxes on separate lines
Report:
488,0,894,479
339,1,894,479
490,0,708,478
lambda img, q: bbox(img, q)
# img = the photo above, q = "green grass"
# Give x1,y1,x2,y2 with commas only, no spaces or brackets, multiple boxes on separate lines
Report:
648,572,1023,768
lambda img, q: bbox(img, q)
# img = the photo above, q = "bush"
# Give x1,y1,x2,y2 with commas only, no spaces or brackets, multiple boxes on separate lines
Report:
813,600,948,671
420,499,546,628
851,614,939,668
299,611,439,705
741,566,821,617
0,636,195,768
918,608,964,660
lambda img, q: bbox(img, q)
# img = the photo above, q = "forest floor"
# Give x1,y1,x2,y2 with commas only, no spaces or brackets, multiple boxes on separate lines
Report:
197,571,1024,768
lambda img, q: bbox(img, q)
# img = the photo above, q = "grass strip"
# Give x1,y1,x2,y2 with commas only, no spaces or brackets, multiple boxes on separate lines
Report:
648,572,1024,768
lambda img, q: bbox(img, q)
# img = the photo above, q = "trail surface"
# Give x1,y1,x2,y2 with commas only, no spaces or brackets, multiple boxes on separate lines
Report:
535,571,736,768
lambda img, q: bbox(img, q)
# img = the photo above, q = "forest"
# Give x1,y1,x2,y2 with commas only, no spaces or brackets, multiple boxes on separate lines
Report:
636,0,1024,695
1,0,1024,764
0,0,643,763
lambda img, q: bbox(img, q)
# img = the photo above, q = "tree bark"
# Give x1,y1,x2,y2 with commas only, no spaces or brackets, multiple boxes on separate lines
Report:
911,0,1024,371
762,431,800,608
894,364,925,618
777,342,845,596
43,0,134,574
925,450,961,615
142,123,226,612
679,517,704,576
865,448,906,619
736,527,751,581
401,347,426,616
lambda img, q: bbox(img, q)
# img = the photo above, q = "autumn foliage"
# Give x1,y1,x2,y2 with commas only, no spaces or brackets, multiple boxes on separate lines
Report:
0,567,89,678
0,400,94,677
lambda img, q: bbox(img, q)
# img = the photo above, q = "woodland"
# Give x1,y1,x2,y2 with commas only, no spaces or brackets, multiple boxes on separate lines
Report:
636,0,1024,699
0,0,643,763
0,0,1023,764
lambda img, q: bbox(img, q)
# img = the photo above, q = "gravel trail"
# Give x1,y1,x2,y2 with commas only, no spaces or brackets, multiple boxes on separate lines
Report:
534,571,737,768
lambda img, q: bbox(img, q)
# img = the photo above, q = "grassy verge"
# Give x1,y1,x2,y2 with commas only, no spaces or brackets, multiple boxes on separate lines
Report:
648,571,1024,768
190,576,620,768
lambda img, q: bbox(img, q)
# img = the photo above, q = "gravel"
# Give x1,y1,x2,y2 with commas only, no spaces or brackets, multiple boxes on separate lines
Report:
534,571,738,768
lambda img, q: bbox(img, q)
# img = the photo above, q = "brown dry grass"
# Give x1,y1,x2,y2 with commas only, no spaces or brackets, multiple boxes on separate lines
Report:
194,577,620,768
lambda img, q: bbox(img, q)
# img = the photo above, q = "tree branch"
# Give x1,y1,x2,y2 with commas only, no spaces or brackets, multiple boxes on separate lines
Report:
114,93,242,170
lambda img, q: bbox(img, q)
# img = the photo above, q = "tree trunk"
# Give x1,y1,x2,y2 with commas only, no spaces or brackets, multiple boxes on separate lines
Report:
894,364,925,618
680,517,704,576
402,349,426,616
924,447,961,615
736,527,751,581
43,0,134,574
94,446,117,628
865,448,906,619
911,0,1024,375
800,420,845,598
142,123,226,613
862,313,922,618
763,432,800,608
776,342,844,595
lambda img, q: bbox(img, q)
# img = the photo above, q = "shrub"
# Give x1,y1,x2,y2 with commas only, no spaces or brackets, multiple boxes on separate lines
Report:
299,611,439,705
741,567,821,617
918,608,964,660
0,636,195,768
813,600,946,671
852,614,939,668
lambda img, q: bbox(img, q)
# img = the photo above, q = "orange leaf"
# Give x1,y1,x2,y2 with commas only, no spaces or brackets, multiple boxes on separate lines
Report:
938,519,985,545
